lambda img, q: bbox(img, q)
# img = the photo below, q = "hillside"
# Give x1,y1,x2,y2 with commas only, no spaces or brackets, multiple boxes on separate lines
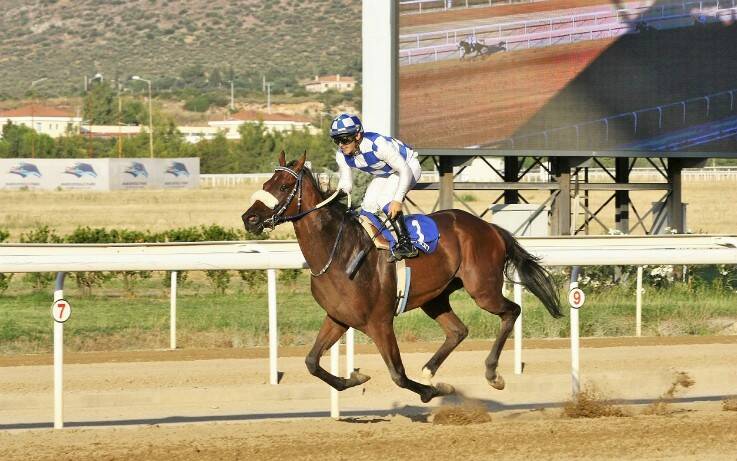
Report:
0,0,361,98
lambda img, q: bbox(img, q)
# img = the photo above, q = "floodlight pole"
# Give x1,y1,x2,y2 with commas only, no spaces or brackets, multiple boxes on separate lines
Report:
132,76,154,158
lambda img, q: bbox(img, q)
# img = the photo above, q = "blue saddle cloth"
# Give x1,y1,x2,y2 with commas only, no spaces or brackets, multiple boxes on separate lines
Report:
359,209,440,255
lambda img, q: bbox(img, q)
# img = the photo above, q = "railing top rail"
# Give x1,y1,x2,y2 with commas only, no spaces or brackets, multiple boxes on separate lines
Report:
2,236,735,273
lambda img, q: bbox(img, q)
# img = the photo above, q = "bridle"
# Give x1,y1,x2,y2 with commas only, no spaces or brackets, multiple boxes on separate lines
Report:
249,165,346,277
251,165,343,229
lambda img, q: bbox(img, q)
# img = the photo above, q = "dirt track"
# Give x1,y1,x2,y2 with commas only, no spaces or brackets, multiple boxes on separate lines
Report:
2,336,737,460
399,39,612,148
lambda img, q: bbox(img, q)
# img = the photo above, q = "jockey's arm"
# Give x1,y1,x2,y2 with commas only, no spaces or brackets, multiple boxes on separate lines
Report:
335,150,353,195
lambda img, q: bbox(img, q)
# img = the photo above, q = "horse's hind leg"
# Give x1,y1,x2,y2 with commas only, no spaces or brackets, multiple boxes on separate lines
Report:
478,295,520,390
305,315,370,391
367,321,454,403
420,292,468,383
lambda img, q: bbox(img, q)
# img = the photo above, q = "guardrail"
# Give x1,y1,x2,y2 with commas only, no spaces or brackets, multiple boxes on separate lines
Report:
202,167,737,188
3,235,735,428
493,88,737,150
399,0,536,15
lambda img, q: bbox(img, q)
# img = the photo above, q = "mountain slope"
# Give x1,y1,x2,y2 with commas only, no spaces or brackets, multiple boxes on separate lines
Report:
0,0,361,98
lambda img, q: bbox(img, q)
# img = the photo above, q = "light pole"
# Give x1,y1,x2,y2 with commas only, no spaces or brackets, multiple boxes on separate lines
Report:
132,75,154,158
265,81,272,114
29,78,48,158
226,80,235,111
85,73,103,158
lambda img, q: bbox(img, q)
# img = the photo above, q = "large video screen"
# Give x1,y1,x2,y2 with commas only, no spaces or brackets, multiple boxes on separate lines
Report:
398,0,737,152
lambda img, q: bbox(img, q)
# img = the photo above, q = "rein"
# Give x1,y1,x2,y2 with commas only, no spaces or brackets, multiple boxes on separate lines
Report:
252,165,348,277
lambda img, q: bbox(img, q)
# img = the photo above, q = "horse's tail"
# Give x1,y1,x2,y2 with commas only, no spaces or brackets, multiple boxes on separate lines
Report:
494,224,563,318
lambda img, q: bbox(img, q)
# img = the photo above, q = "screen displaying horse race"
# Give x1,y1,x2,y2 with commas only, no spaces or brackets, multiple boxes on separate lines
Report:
397,0,737,152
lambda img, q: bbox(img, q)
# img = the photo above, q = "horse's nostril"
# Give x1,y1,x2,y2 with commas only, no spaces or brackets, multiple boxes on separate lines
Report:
247,215,259,224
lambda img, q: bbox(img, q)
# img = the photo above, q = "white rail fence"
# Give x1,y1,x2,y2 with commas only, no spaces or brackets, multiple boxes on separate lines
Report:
400,0,532,15
1,235,736,428
202,167,737,188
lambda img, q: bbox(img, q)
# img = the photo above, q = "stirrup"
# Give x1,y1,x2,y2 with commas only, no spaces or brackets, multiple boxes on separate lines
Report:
388,242,419,263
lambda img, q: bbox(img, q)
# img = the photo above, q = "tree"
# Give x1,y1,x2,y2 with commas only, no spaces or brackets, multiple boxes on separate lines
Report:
83,81,116,124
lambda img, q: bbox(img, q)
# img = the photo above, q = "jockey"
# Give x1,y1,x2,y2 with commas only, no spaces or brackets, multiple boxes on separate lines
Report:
330,113,421,262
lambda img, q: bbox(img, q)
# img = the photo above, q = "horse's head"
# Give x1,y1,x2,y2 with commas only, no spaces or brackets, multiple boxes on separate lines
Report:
242,150,308,233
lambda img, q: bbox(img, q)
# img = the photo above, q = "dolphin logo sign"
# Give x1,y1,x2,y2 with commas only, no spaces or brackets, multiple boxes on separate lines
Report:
64,162,97,178
166,161,190,177
9,162,42,178
124,162,148,178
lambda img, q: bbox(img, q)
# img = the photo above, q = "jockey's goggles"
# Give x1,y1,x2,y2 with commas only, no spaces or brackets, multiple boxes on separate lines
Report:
332,134,357,145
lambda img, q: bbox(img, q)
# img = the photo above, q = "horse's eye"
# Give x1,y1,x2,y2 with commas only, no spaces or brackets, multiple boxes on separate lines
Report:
280,184,290,192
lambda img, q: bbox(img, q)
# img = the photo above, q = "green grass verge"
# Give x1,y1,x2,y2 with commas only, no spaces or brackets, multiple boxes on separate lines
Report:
1,272,736,354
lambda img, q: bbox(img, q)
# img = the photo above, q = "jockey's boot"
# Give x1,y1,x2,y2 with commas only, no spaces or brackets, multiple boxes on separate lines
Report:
388,212,419,262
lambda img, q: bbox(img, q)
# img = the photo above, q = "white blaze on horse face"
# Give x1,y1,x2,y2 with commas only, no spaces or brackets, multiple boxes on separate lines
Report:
250,189,279,209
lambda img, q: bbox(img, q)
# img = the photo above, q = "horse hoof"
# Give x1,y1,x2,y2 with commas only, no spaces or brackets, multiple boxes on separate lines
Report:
421,367,434,385
349,370,371,386
487,374,505,390
435,382,455,396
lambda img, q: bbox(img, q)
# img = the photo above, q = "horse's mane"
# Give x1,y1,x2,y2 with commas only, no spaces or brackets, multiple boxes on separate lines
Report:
286,160,349,214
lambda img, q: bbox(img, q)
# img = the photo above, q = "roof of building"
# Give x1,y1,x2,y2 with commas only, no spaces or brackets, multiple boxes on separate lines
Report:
0,104,76,118
216,110,311,124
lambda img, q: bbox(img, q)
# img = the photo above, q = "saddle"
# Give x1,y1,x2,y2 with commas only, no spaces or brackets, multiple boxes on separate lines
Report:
357,210,440,256
355,210,440,316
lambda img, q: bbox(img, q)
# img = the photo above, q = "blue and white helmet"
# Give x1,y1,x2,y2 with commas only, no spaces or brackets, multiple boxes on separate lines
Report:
330,113,363,138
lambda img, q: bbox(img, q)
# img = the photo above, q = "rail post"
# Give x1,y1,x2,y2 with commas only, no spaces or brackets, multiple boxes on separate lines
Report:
53,272,67,429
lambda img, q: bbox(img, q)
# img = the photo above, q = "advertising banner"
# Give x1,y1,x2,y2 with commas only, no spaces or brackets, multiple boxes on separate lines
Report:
0,159,110,190
0,158,199,190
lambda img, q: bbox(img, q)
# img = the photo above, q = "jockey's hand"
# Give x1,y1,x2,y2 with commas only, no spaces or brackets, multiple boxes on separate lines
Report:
387,201,402,219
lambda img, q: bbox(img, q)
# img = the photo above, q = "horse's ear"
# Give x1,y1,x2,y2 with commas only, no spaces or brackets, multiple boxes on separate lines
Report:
278,150,286,167
293,151,307,171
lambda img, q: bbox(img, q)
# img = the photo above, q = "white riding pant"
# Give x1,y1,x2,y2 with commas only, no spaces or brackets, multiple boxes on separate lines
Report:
361,161,422,214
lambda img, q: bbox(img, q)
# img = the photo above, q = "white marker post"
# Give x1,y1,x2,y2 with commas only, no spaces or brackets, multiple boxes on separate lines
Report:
52,273,69,429
513,271,523,375
346,328,355,378
636,266,643,337
568,267,585,396
170,271,177,350
267,269,278,385
330,341,340,419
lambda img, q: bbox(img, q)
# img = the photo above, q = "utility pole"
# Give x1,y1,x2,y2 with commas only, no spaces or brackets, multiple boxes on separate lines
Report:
132,76,154,158
265,82,272,114
85,73,103,158
29,77,48,158
117,81,123,158
227,80,235,111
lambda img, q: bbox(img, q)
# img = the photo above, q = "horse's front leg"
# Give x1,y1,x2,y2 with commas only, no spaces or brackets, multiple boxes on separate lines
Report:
368,321,454,403
305,315,371,391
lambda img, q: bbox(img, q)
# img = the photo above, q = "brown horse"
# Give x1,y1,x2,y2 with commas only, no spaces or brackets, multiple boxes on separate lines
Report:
242,152,562,403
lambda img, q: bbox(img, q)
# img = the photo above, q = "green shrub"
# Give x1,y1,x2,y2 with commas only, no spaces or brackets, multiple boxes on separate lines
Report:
20,225,63,289
0,229,11,294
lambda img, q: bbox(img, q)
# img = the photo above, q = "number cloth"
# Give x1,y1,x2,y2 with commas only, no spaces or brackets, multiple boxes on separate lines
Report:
359,209,440,255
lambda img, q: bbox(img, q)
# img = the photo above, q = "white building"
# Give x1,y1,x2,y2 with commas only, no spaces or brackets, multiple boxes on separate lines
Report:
207,110,317,139
302,74,356,93
178,126,221,143
0,104,81,138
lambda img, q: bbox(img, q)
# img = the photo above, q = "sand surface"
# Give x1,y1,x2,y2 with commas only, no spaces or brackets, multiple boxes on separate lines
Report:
2,336,737,460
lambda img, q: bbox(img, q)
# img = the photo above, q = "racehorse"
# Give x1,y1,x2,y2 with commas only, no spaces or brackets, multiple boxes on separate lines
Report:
458,39,507,60
242,151,562,403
